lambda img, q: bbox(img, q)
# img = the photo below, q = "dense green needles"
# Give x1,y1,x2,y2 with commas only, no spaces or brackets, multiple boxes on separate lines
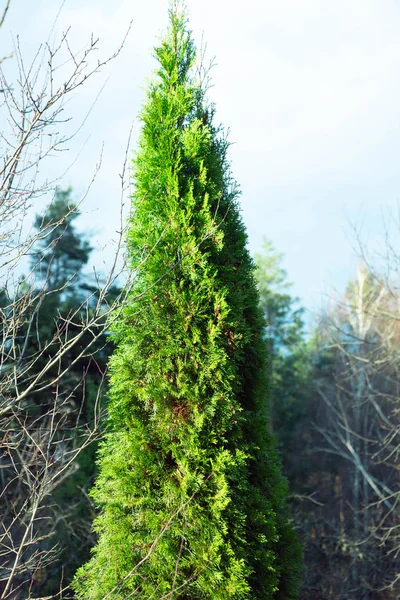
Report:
73,7,302,599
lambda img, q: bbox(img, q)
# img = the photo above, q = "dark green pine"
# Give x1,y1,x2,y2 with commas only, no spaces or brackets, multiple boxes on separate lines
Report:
73,7,302,599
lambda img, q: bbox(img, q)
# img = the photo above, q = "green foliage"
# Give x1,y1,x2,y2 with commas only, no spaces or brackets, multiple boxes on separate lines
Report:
74,8,301,599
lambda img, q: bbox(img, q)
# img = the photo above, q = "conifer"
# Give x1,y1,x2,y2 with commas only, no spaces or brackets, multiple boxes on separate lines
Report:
74,6,302,598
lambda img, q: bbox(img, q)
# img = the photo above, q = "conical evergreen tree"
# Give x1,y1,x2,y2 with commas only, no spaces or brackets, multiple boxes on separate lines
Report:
74,7,302,599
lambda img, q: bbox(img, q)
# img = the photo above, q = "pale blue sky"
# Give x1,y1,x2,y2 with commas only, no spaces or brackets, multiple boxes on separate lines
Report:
2,0,400,321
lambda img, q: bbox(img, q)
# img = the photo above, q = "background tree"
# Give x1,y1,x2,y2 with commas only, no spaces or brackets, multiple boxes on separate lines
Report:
254,239,311,482
254,242,326,600
31,188,93,292
272,261,400,600
0,3,130,595
306,267,400,599
31,189,121,595
253,240,400,598
0,189,121,598
74,7,302,600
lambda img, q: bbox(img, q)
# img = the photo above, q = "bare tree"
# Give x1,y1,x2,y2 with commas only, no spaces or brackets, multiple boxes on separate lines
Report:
0,4,134,597
314,265,400,599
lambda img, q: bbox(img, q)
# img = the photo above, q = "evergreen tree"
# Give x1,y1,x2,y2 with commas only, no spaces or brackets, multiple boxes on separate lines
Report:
31,187,92,292
74,7,302,599
25,188,97,416
11,189,117,594
254,240,311,481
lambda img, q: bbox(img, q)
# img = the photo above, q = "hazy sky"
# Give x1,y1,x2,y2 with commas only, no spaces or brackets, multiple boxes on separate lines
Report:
2,0,400,320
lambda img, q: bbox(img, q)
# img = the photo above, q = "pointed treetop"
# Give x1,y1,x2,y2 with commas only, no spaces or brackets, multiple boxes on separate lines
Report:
170,0,187,18
152,0,194,87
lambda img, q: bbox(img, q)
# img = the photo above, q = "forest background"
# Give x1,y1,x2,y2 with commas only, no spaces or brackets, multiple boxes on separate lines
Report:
0,0,400,599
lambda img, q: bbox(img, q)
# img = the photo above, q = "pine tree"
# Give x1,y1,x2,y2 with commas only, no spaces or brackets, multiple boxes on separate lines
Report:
74,7,302,599
24,188,99,419
13,190,117,594
31,187,92,292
